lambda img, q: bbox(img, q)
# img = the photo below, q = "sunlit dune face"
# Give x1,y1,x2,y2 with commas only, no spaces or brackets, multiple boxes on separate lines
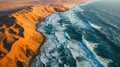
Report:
0,16,24,59
0,6,47,67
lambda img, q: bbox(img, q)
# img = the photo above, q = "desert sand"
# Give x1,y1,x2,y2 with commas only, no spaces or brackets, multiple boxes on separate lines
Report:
0,0,89,67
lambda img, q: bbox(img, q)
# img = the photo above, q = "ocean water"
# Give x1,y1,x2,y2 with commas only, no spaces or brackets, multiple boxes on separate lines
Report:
30,0,120,67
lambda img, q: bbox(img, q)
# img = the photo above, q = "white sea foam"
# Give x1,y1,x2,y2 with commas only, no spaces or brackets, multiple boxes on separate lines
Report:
71,5,84,12
98,56,113,67
82,34,106,67
67,41,98,67
88,22,101,30
55,31,67,44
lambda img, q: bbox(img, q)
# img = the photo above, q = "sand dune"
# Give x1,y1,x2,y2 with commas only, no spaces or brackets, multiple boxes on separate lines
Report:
0,0,89,67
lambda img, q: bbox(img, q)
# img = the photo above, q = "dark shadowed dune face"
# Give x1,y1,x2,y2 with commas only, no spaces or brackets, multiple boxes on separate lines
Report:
0,15,24,59
0,7,45,66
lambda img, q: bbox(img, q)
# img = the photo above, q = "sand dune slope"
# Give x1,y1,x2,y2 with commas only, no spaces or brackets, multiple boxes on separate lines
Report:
0,5,67,67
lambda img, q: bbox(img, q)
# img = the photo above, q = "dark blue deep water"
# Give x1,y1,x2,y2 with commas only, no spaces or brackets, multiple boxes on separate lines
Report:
30,0,120,67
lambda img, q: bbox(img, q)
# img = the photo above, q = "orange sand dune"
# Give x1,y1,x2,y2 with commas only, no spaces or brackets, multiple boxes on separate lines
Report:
0,0,89,67
0,5,67,67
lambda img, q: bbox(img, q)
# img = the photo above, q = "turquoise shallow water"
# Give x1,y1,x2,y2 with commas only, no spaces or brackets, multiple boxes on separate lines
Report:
30,0,120,67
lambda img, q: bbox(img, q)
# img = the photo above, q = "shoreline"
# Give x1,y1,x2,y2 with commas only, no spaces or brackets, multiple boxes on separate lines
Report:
0,0,90,67
29,0,91,66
